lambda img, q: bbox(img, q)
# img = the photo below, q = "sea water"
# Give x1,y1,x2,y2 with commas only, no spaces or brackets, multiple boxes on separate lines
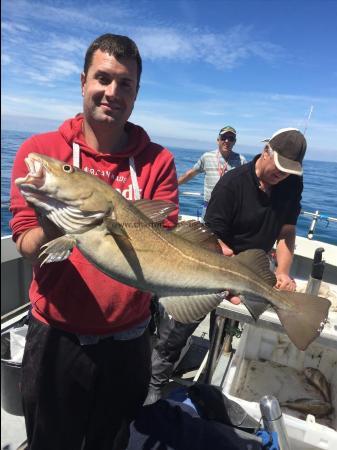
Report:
1,129,337,245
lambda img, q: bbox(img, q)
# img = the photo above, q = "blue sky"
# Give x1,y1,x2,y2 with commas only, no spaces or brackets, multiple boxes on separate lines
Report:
2,0,337,161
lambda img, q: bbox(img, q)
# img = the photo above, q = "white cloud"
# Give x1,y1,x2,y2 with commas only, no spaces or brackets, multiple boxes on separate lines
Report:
3,0,134,31
1,54,11,65
3,2,284,78
22,58,81,85
47,36,87,54
132,24,282,69
134,28,196,60
2,94,81,120
1,21,30,33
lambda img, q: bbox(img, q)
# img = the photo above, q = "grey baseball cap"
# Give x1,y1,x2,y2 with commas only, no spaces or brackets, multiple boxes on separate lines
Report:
263,128,307,176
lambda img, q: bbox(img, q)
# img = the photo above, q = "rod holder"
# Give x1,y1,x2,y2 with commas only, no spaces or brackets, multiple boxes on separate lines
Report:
305,247,325,295
259,395,291,450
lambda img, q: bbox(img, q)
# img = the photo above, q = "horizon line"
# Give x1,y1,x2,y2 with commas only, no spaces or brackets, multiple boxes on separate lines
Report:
2,125,336,164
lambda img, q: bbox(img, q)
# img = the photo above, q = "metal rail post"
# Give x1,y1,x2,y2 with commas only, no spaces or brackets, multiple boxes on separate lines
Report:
203,315,226,384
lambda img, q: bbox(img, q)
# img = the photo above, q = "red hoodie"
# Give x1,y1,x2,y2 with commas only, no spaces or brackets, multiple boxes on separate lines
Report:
10,114,179,334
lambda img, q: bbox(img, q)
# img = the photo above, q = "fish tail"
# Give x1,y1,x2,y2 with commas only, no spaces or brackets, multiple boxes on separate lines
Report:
274,291,331,351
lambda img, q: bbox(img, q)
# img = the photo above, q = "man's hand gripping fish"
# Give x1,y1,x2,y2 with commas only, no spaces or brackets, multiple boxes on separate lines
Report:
16,153,331,351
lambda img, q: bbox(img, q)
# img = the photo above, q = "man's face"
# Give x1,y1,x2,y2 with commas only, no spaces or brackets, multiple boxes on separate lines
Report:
81,49,138,127
217,133,236,156
261,149,290,185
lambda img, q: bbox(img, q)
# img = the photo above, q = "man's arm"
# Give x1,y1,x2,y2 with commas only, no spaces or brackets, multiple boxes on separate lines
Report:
178,168,199,185
204,183,234,245
16,218,63,263
275,224,296,291
17,227,46,262
218,222,296,302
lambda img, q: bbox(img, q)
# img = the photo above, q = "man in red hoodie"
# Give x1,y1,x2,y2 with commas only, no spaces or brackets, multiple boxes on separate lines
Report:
10,34,178,450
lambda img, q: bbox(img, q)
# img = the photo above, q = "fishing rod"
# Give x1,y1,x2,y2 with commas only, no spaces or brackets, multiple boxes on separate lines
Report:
303,105,314,136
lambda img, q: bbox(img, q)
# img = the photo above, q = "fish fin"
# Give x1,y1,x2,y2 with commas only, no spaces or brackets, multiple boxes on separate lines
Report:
160,292,226,323
172,220,223,254
105,217,136,257
105,217,132,240
106,214,143,279
133,199,177,223
112,235,145,283
39,235,76,265
274,291,331,351
240,295,270,320
234,249,276,287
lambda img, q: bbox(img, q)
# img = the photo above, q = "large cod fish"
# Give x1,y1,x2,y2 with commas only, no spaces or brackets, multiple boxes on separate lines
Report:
15,153,331,351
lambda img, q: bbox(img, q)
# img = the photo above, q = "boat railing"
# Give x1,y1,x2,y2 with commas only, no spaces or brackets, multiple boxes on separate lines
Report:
1,236,32,321
1,195,336,241
179,191,337,240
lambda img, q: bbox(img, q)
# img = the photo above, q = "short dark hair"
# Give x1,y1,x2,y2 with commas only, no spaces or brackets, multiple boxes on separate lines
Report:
83,34,142,87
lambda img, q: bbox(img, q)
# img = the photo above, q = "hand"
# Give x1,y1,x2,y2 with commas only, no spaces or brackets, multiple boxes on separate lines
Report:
218,291,241,305
228,293,241,305
275,273,296,291
217,240,241,304
217,239,234,256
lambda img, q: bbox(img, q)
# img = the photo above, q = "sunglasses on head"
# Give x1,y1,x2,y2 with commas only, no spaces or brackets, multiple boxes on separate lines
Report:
220,135,236,142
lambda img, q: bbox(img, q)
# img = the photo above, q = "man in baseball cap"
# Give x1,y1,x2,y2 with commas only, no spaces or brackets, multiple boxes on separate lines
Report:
177,125,246,215
262,127,307,176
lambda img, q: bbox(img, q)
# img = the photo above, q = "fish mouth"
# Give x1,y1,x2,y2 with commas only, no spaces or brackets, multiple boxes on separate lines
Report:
15,154,47,191
15,153,106,233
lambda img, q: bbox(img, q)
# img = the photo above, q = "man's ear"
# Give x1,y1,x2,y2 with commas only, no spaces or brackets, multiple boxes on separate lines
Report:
80,72,86,96
263,145,270,158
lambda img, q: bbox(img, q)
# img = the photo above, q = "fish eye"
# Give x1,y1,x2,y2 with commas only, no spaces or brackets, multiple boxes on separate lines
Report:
63,164,74,173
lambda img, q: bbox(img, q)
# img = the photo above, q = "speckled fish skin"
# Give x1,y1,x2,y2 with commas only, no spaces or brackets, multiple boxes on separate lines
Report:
304,367,331,402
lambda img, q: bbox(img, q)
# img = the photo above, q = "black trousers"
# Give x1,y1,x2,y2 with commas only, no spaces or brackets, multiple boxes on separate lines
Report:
148,305,201,395
148,306,225,397
21,317,151,450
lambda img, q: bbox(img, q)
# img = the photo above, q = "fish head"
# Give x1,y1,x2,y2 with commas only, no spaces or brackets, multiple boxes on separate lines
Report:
15,153,113,233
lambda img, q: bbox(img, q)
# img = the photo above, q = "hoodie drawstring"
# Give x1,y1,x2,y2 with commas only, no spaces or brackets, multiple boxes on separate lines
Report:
72,143,141,200
129,156,141,200
72,143,81,168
